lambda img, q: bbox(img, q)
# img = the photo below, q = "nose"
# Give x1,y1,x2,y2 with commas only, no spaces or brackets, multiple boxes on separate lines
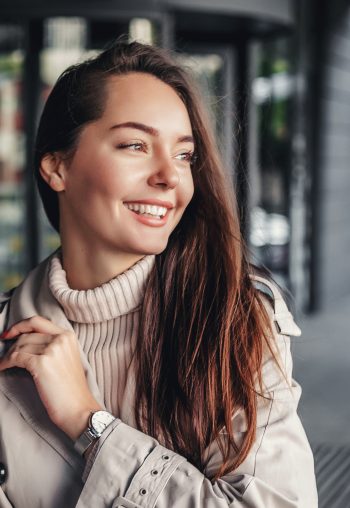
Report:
147,154,180,189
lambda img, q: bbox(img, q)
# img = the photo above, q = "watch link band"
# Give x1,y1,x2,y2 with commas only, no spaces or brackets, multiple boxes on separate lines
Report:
74,410,116,456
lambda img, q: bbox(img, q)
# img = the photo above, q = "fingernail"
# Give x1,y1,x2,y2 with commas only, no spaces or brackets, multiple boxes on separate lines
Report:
0,331,8,339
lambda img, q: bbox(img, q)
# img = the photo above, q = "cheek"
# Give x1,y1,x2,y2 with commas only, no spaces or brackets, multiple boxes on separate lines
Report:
66,148,121,194
72,166,124,200
181,173,195,207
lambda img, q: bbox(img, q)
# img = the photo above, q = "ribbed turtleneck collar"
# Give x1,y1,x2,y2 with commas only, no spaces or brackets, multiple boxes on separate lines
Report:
48,249,155,323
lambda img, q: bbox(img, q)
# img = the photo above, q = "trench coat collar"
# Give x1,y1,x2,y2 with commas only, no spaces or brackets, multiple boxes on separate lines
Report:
0,248,105,473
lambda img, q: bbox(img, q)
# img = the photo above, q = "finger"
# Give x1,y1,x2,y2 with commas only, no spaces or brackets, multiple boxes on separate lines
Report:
11,332,52,347
3,315,65,339
6,343,48,359
0,332,53,360
0,350,37,373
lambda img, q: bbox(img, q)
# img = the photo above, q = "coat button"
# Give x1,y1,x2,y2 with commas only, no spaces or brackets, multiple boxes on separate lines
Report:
0,462,7,485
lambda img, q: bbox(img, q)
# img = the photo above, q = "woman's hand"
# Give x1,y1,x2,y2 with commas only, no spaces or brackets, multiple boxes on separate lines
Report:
0,316,103,441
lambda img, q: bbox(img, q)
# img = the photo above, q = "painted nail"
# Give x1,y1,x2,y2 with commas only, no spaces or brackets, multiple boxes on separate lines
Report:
0,331,8,339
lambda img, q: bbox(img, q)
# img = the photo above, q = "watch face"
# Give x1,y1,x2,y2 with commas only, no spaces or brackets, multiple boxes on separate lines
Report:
91,411,115,436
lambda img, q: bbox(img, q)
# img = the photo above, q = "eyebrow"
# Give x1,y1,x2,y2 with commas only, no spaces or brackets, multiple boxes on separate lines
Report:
109,121,194,144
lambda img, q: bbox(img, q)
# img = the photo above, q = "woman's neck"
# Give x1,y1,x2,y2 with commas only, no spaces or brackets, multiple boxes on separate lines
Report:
59,242,145,290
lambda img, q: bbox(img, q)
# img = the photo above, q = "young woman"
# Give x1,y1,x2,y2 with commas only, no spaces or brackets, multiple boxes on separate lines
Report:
0,39,317,507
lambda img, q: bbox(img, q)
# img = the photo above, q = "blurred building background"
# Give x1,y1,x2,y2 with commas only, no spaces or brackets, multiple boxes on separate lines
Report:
0,0,349,505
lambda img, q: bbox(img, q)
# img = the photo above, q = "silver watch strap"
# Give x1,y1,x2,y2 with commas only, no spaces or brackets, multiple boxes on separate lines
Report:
74,427,97,456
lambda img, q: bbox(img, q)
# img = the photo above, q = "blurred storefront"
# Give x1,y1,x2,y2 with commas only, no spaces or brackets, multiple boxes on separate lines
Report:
0,0,348,314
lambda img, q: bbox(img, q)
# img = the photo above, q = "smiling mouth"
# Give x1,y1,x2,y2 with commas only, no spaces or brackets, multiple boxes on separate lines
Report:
123,202,168,219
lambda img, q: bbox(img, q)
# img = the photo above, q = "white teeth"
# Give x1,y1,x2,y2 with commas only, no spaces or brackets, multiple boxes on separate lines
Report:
124,203,168,217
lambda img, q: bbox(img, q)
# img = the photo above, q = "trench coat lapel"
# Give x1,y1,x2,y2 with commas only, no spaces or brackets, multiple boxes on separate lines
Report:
0,248,105,472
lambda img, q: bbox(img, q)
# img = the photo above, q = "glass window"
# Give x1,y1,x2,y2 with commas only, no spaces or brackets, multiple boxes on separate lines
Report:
249,38,295,288
0,25,26,290
175,50,232,168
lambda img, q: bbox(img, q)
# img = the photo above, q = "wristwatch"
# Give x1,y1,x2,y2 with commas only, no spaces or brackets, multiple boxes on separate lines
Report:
74,410,116,456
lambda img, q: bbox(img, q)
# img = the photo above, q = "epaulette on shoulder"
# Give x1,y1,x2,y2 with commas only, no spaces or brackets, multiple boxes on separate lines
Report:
250,274,301,337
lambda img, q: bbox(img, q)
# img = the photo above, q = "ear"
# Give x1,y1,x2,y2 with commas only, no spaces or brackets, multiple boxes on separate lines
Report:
39,153,67,192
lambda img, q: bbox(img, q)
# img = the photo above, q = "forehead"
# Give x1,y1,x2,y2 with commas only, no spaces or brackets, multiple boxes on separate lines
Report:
101,72,192,132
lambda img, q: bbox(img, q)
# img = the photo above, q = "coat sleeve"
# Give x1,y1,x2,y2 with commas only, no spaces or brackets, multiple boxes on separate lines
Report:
75,286,318,508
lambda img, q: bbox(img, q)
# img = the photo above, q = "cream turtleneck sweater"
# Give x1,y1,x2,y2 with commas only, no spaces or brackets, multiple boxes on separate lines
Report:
48,249,155,419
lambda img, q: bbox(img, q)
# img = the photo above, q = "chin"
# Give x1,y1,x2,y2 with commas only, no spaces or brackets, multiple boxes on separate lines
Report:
136,240,169,256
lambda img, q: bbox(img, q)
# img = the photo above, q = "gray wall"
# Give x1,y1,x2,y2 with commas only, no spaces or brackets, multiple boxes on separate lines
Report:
318,2,350,307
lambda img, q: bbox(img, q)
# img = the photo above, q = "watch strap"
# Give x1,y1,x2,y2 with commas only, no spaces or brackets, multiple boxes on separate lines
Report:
74,426,97,456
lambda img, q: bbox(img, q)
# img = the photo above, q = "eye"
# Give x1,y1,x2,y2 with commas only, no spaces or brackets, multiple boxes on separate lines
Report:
117,142,146,152
175,151,197,165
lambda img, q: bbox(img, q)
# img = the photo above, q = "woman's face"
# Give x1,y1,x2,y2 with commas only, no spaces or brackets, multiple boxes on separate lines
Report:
58,72,195,257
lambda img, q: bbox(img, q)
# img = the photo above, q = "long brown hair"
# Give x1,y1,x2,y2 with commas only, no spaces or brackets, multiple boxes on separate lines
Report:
34,36,274,481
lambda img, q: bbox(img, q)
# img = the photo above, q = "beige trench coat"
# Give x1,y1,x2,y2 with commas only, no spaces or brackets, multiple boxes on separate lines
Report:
0,250,318,507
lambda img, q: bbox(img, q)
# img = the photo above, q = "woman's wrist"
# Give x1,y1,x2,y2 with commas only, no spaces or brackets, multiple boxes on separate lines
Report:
66,403,104,441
